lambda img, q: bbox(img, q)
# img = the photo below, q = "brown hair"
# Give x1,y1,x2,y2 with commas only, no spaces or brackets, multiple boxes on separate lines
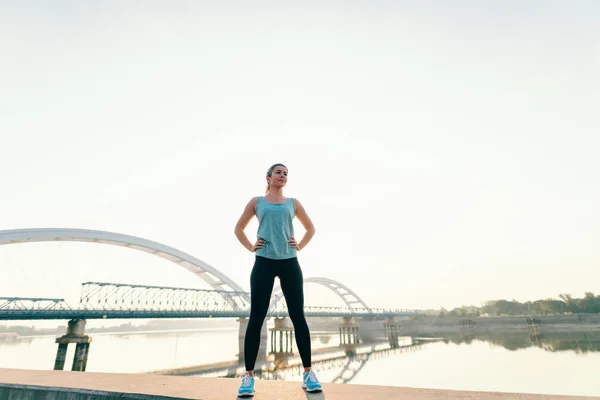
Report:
265,163,287,194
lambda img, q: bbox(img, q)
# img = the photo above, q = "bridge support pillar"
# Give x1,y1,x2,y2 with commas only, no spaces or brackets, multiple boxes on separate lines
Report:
54,319,92,372
339,316,360,345
383,317,401,347
237,318,268,365
269,317,294,354
53,343,68,370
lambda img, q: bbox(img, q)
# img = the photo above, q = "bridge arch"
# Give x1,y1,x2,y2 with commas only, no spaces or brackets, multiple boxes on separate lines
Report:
0,228,247,297
270,277,370,312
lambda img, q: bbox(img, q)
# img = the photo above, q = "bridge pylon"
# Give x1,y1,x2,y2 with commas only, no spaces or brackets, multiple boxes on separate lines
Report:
54,319,92,372
237,318,269,366
383,317,402,348
269,317,294,356
338,316,360,346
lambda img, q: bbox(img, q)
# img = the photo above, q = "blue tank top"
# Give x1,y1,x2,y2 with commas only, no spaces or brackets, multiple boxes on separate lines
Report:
255,196,297,260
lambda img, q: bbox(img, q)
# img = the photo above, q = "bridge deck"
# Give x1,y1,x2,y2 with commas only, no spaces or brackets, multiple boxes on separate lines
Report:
0,309,421,320
0,368,595,400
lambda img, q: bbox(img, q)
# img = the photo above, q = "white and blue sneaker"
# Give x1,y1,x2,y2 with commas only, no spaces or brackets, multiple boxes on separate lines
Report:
302,370,322,393
237,372,255,398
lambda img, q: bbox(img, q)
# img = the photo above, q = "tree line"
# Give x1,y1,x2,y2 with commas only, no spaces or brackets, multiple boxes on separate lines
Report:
441,292,600,317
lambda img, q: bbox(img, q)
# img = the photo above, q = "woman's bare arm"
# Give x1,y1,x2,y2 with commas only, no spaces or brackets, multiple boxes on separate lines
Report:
293,198,315,251
234,197,262,252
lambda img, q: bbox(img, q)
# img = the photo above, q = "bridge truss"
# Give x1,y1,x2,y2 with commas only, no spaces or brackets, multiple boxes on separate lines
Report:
0,282,422,321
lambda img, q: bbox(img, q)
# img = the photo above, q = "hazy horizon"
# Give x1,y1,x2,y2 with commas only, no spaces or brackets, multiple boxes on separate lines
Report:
1,1,599,322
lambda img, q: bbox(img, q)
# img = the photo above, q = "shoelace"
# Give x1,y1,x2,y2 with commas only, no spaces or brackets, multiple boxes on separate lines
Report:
242,374,253,387
306,371,318,383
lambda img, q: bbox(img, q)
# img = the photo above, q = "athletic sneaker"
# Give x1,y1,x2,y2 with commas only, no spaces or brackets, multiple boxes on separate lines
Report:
237,372,255,397
302,370,322,392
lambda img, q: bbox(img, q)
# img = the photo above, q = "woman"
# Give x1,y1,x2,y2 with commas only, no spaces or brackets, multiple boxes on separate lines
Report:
234,163,322,397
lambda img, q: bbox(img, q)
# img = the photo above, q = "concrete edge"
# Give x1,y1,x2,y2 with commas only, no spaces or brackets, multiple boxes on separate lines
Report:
0,383,193,400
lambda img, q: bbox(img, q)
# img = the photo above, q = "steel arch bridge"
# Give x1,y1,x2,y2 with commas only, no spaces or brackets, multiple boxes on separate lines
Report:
0,228,377,313
0,228,245,293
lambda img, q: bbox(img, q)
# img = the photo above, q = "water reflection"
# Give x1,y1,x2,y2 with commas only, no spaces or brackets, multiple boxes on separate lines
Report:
442,330,600,354
183,334,433,384
184,328,600,388
255,341,427,382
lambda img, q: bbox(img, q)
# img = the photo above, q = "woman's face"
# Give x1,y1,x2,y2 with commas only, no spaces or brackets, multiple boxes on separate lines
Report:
267,165,288,189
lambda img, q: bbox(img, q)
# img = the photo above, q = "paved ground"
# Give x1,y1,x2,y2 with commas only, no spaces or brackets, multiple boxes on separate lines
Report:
0,368,598,400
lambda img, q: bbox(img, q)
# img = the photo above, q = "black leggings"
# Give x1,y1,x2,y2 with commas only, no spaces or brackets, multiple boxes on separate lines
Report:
244,256,312,370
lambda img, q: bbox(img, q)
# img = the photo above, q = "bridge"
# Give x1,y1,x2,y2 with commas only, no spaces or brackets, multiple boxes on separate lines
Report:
0,228,422,373
0,228,422,320
0,281,421,321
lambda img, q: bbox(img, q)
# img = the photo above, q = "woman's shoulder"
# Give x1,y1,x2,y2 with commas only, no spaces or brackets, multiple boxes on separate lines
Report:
291,197,301,210
244,196,261,207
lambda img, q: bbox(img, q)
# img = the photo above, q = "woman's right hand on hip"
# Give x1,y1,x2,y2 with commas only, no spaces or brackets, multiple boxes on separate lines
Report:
250,238,266,252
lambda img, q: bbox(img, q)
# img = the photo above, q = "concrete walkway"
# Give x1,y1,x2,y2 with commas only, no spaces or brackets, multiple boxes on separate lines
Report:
0,368,597,400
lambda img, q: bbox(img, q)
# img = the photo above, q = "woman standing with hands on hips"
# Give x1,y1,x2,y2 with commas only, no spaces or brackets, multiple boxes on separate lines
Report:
234,163,322,397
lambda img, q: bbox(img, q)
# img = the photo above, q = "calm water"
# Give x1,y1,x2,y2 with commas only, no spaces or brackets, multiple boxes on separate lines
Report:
1,328,599,397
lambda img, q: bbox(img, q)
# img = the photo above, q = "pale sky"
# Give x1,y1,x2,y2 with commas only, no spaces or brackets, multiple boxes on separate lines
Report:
1,1,599,317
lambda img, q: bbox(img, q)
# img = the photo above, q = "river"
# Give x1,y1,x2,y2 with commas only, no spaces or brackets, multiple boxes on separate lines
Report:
0,327,598,397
